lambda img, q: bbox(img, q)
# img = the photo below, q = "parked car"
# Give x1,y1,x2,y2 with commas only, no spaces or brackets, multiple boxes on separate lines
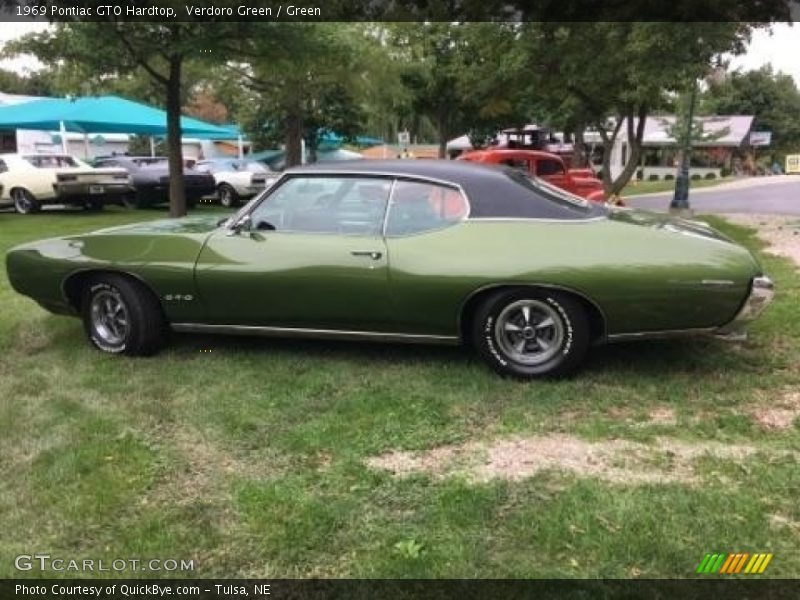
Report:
92,156,216,209
6,160,773,378
0,153,132,214
193,158,278,207
458,149,611,203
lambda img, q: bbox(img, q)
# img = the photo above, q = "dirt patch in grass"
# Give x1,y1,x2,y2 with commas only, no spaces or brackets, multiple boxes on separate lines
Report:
647,407,677,426
367,435,767,485
724,214,800,269
750,390,800,431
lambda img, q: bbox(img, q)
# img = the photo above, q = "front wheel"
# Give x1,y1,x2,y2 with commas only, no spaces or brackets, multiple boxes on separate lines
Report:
472,289,590,378
218,183,240,208
81,275,167,356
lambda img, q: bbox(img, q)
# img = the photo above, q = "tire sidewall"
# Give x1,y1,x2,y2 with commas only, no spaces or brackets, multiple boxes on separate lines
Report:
475,290,587,378
13,189,37,214
83,281,130,354
219,184,237,208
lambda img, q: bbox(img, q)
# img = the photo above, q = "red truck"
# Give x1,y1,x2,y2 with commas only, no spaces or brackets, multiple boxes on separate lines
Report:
457,149,609,203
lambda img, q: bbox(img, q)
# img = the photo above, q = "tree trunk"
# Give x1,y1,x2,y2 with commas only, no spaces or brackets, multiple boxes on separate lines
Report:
436,113,447,159
571,127,587,168
608,105,648,197
306,130,318,164
285,110,303,167
166,57,186,218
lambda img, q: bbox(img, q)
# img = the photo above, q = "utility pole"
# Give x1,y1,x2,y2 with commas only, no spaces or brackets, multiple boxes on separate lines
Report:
670,79,698,216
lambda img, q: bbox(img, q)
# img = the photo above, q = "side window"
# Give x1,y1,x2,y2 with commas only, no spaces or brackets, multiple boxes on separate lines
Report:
536,159,565,177
500,158,531,173
194,163,213,173
385,180,468,236
250,176,391,236
0,159,7,174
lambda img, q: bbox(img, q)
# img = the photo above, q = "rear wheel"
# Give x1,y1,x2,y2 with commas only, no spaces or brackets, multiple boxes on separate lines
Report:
472,289,590,378
218,183,240,208
12,188,40,214
81,274,167,356
85,199,104,211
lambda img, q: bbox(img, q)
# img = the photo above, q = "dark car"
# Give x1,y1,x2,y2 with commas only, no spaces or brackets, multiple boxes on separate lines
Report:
93,156,216,209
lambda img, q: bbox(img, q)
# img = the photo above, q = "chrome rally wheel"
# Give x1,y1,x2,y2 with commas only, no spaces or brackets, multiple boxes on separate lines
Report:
89,288,130,349
473,289,590,379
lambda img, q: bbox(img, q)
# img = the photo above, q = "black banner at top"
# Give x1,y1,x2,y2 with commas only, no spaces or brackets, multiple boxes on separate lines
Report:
0,0,799,22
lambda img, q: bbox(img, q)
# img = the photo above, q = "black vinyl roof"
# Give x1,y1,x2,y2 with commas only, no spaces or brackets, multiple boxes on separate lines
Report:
285,159,603,220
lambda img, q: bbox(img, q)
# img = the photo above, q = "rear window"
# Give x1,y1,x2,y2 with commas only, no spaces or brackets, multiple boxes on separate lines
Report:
24,155,79,168
505,169,592,211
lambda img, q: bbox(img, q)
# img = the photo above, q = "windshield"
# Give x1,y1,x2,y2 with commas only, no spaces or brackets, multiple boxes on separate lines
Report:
504,168,595,212
132,158,167,167
24,155,80,168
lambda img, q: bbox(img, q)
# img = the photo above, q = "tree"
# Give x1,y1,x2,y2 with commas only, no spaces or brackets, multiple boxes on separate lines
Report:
520,22,770,196
7,18,237,217
387,22,527,158
703,66,800,161
228,23,384,167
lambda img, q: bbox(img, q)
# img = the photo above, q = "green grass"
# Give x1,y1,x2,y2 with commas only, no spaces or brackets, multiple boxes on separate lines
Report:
1,206,799,578
624,177,732,197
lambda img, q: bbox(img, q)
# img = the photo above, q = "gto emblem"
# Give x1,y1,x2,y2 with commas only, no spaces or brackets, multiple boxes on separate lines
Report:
165,294,194,301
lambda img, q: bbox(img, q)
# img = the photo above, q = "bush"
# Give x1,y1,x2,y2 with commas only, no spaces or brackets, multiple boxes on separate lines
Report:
691,173,702,181
704,172,717,180
636,169,643,180
648,173,660,181
720,167,731,177
664,174,675,181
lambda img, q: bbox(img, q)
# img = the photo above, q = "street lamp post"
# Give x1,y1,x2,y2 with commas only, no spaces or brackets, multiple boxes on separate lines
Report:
670,78,698,216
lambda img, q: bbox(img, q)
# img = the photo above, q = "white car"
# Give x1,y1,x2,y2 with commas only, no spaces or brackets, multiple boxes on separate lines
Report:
0,153,133,214
194,158,278,207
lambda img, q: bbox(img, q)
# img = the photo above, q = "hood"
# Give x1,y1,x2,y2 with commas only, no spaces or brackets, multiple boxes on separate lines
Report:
606,207,734,244
89,215,222,236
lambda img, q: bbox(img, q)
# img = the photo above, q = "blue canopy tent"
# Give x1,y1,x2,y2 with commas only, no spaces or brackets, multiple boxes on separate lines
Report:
0,95,240,155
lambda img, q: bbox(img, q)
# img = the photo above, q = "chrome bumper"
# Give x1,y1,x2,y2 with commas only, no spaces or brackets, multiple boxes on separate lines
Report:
715,275,775,339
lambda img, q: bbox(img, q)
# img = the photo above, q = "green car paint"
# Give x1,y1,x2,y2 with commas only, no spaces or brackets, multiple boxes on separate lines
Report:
6,208,761,341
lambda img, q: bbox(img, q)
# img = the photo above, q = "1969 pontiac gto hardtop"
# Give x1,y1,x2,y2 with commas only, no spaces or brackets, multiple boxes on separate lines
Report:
6,160,774,378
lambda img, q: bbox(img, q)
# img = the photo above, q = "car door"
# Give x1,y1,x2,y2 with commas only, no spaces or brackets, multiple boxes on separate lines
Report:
382,179,471,337
194,174,393,331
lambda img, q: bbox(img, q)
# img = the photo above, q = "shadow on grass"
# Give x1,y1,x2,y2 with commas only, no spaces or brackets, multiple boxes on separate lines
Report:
167,329,745,378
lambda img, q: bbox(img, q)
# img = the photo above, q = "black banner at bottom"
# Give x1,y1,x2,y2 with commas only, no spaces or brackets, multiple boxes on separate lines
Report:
2,579,799,600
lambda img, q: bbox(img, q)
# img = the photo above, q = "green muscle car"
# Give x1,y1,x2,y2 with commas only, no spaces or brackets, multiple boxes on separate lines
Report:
5,160,774,378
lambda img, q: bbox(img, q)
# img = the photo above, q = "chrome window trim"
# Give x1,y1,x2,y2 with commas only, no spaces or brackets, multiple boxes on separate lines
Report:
467,216,607,224
383,177,471,238
240,174,394,238
235,170,472,238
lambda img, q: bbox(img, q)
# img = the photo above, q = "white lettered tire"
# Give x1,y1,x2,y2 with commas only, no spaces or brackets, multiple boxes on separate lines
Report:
472,289,590,378
80,274,166,356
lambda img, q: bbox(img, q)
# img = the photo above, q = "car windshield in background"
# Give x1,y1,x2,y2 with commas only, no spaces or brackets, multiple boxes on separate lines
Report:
24,155,80,168
132,158,168,167
504,168,595,212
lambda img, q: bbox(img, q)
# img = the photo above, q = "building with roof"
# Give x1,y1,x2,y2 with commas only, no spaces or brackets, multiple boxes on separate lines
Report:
586,115,759,181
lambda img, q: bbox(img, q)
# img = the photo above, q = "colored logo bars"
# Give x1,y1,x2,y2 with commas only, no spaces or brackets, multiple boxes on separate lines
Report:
696,552,773,575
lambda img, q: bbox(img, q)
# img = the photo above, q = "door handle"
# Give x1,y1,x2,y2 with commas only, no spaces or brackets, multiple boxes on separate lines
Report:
351,251,383,260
